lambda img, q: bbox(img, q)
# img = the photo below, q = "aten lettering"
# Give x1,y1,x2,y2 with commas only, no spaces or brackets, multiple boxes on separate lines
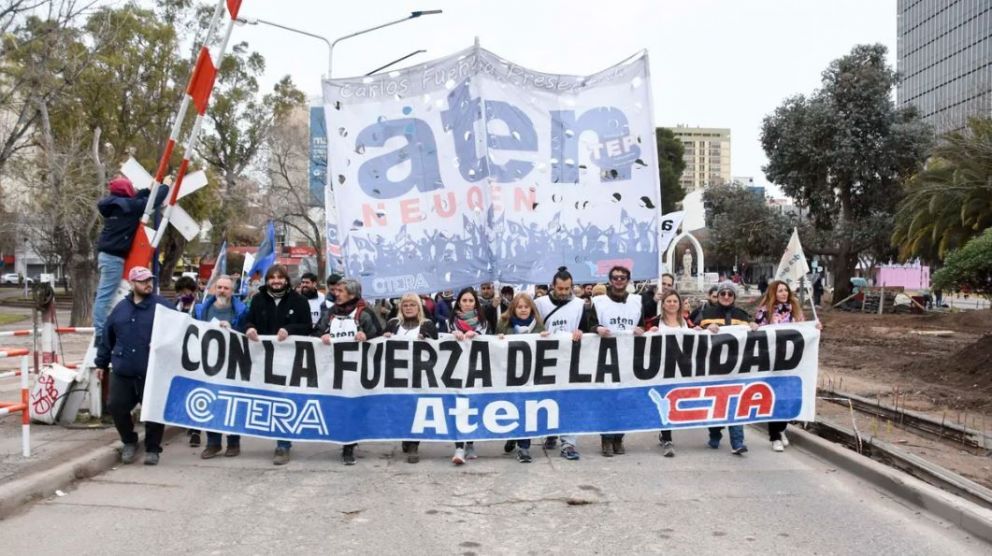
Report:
353,81,640,200
411,397,559,435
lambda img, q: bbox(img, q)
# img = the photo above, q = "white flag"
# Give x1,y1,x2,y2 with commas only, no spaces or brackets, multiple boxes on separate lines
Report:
658,211,685,253
775,228,810,289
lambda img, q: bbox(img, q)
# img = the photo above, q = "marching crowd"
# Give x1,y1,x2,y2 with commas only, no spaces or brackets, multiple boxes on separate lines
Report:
91,174,821,468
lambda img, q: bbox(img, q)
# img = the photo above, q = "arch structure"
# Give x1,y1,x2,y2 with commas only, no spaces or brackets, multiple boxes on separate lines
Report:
664,230,705,292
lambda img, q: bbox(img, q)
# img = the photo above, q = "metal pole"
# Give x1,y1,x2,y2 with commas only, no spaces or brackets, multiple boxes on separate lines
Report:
365,49,427,76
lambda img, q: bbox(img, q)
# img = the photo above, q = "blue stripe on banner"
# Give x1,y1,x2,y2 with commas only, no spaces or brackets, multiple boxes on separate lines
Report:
163,375,804,444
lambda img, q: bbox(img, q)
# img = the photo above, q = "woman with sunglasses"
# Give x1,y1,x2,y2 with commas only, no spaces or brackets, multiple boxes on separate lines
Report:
590,265,646,457
697,281,757,456
754,280,822,452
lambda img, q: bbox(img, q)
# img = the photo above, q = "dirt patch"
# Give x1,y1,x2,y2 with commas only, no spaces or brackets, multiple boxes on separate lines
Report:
818,308,992,413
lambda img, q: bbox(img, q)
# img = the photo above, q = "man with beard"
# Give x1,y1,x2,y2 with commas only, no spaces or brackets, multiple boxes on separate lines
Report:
299,272,324,329
590,265,646,457
194,276,248,459
477,282,499,330
314,278,381,465
533,267,590,461
93,266,172,466
243,265,314,465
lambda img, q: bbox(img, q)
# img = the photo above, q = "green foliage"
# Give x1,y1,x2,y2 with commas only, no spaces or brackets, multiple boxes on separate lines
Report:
656,127,686,213
702,183,791,265
931,228,992,299
760,44,933,298
892,117,992,263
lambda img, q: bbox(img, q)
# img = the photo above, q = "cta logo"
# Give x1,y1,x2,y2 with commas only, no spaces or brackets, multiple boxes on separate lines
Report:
648,382,775,425
185,387,328,436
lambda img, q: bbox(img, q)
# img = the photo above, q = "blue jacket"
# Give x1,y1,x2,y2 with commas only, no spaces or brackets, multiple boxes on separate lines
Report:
194,295,248,332
96,187,168,257
94,293,173,377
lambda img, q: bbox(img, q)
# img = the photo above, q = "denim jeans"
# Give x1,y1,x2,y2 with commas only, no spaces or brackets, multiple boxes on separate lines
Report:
276,440,292,450
93,252,125,337
708,426,745,449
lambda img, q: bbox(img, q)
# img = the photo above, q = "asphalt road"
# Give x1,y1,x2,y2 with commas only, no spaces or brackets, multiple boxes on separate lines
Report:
0,428,987,555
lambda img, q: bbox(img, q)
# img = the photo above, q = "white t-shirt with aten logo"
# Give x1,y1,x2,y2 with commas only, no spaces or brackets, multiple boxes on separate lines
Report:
592,293,643,333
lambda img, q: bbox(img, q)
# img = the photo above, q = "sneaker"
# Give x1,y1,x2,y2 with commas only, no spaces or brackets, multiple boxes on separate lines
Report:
543,436,558,450
600,438,613,457
662,441,675,458
188,431,201,447
560,446,580,461
780,432,790,447
517,448,532,463
452,448,466,465
612,438,626,455
772,440,785,452
224,445,240,458
707,438,721,450
342,445,356,466
120,443,137,464
273,447,290,465
407,445,420,464
200,445,223,459
465,443,477,460
503,440,516,453
144,452,160,466
731,445,749,456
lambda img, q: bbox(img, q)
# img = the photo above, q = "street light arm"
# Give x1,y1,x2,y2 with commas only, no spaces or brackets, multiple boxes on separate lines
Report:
329,10,441,77
238,17,333,77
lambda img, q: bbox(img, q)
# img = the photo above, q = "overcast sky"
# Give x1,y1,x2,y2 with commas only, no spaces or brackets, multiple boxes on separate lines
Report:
231,0,897,196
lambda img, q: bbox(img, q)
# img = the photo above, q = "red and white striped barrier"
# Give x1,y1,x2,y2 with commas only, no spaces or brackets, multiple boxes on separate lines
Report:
0,350,31,456
0,327,95,338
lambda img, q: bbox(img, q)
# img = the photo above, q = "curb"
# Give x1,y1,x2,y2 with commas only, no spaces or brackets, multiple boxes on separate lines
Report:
0,427,183,520
788,425,992,544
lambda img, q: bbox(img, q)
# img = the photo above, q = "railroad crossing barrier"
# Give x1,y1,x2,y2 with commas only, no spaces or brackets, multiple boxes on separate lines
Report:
0,349,31,457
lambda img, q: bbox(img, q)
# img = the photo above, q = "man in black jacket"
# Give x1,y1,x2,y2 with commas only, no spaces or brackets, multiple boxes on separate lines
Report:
243,264,313,465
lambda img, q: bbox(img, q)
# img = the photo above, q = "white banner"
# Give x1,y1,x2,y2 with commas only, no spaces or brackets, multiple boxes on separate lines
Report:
142,307,820,443
323,46,661,298
776,228,810,290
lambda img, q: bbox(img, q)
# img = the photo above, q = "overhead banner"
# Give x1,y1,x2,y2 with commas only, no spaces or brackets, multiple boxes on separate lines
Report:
143,307,819,444
322,46,661,298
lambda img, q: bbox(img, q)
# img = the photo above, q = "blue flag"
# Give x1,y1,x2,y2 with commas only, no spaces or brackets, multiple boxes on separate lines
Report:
241,222,276,296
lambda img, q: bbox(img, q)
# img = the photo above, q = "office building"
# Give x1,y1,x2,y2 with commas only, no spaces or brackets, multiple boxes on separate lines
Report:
669,126,732,192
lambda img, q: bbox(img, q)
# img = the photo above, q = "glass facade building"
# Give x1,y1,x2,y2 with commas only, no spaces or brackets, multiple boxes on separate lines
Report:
897,0,992,134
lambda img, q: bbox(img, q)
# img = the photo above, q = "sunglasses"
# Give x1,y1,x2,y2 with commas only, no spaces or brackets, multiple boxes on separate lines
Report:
610,275,629,281
718,291,735,298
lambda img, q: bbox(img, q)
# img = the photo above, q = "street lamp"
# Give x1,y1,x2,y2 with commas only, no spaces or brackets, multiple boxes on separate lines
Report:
329,10,441,77
237,10,442,79
365,49,427,76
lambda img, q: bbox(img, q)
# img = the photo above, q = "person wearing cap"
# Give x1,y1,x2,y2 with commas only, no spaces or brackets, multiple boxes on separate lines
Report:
92,176,169,344
93,266,173,466
698,280,758,456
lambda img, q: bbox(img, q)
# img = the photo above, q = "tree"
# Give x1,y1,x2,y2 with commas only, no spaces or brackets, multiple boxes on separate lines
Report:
892,116,992,263
702,183,792,267
931,228,992,302
265,106,326,280
761,44,933,300
656,127,686,213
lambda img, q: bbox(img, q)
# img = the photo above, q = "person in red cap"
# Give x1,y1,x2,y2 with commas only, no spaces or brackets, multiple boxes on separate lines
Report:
94,266,173,465
92,175,168,345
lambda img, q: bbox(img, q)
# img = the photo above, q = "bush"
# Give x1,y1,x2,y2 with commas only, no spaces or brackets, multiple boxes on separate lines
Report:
932,228,992,300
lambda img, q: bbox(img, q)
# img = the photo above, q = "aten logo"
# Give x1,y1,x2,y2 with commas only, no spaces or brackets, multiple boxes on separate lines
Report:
185,387,328,436
648,382,775,425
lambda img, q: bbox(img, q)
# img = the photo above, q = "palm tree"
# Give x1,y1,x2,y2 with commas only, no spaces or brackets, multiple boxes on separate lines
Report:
893,117,992,263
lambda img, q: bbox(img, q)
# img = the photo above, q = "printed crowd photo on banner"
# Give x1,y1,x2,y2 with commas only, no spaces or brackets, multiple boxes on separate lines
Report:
144,308,820,444
323,45,661,298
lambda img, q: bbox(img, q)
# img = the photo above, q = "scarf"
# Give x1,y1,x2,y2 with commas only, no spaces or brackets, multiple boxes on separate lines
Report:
454,308,481,332
510,314,536,334
332,296,360,316
268,285,287,299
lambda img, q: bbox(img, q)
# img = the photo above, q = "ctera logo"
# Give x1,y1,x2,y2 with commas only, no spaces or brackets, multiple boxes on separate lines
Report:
184,387,329,437
648,382,775,426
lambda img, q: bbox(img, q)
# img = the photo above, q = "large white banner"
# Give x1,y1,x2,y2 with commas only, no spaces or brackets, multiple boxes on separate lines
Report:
323,46,661,298
143,307,820,444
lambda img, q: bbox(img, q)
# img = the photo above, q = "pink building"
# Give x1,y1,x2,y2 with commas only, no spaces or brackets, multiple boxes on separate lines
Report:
874,263,930,290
